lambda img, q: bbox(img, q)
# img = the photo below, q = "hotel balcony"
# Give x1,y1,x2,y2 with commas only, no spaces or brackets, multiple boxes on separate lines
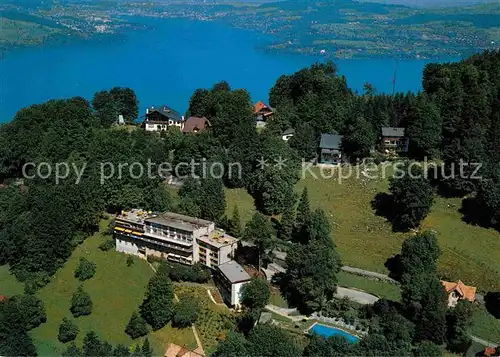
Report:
114,228,192,254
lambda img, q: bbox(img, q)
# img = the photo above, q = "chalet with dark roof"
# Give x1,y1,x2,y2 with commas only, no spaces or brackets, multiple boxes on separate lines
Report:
144,105,184,132
381,127,409,153
318,133,343,165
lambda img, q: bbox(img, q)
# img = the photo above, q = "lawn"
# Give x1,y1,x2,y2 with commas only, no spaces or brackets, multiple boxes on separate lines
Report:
0,264,25,296
174,285,235,354
269,287,289,308
30,219,196,356
224,187,256,222
226,166,500,292
337,271,401,302
470,305,500,344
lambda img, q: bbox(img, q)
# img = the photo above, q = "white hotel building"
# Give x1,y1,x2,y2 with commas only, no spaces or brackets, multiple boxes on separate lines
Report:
114,210,250,307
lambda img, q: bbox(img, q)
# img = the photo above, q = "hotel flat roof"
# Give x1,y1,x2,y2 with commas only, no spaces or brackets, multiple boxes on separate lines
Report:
218,260,251,283
116,209,151,224
197,230,238,248
145,212,213,232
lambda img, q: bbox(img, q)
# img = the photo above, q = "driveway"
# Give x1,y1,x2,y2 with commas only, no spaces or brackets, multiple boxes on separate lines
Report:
336,287,379,305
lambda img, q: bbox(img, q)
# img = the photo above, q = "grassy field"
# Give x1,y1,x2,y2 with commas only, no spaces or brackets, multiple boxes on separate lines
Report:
269,287,289,308
226,166,500,292
30,220,196,356
470,305,500,344
0,264,25,296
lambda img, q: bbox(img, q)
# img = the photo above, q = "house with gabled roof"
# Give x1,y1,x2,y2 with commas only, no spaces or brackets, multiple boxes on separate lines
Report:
164,344,204,357
144,105,184,132
441,280,477,307
182,116,210,134
381,126,409,153
254,101,274,127
318,133,344,165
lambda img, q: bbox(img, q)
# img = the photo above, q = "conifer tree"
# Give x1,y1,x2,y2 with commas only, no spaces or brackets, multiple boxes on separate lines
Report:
227,205,242,238
125,311,149,339
141,338,153,357
199,177,226,222
58,317,79,343
140,264,174,330
243,212,275,272
279,190,296,241
294,187,311,241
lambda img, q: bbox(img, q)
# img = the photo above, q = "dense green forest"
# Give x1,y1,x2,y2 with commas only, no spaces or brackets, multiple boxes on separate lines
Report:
0,50,499,356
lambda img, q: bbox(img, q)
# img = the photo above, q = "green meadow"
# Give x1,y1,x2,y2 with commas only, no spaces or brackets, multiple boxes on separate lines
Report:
226,166,500,292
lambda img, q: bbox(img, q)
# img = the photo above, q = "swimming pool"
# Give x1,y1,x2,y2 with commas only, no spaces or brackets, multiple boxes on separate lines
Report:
309,323,360,343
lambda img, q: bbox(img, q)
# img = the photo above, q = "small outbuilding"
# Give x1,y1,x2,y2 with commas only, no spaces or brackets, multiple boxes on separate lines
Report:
282,128,295,142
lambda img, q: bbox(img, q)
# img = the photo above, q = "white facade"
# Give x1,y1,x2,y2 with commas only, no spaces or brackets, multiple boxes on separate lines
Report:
231,282,248,307
144,120,183,132
116,237,139,255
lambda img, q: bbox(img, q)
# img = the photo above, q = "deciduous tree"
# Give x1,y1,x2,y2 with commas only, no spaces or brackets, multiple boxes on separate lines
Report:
241,278,271,310
389,164,435,231
172,298,200,328
74,258,96,281
13,294,46,330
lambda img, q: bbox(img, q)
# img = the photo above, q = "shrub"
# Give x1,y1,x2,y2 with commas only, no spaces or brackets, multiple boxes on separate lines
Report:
127,255,134,267
58,318,79,343
146,255,163,264
172,298,200,328
74,258,96,281
99,239,115,251
70,286,93,317
168,262,210,283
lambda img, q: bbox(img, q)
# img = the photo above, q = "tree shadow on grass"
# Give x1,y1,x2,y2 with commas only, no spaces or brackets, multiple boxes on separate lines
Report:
384,254,403,282
459,196,495,229
371,192,395,222
484,292,500,319
371,192,410,232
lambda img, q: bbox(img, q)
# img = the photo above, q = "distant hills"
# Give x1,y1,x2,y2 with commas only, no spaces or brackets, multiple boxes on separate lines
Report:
357,0,499,8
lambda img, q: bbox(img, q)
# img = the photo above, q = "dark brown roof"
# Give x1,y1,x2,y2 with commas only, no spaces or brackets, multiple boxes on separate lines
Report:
182,117,210,134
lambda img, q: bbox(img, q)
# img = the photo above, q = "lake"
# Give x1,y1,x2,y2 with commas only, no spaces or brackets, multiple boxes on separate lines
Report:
0,17,456,122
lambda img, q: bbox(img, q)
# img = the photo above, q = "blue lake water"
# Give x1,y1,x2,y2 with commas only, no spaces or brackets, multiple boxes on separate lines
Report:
309,323,360,343
0,17,457,122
